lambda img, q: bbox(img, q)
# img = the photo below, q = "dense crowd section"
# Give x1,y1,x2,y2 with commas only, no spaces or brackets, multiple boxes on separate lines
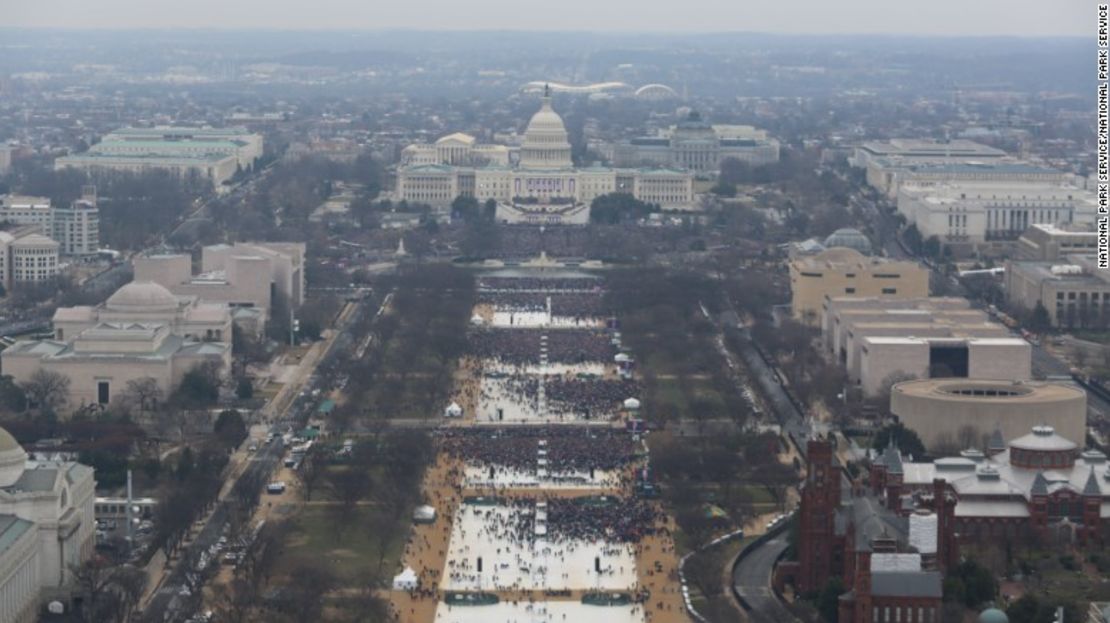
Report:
545,377,640,415
469,329,615,364
439,427,639,472
476,291,610,317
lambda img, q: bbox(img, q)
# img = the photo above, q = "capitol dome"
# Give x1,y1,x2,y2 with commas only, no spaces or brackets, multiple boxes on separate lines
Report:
519,85,573,170
526,102,568,135
823,228,873,255
106,281,179,313
0,426,27,488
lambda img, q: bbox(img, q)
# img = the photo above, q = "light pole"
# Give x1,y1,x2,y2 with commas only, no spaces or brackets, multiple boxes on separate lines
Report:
289,306,298,346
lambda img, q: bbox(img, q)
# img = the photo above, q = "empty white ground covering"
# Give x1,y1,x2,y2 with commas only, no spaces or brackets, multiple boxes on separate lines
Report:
441,503,637,591
478,377,601,424
477,365,621,424
478,376,543,423
491,311,551,328
463,464,620,490
433,601,646,623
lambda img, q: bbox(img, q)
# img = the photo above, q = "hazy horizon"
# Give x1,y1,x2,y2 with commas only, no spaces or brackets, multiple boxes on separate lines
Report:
0,0,1088,37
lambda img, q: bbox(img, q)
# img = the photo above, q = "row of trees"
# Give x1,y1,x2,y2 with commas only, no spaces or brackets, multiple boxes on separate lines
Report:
211,427,432,622
7,160,212,251
335,265,474,423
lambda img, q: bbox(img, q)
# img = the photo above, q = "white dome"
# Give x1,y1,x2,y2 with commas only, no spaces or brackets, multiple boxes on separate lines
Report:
106,281,179,312
0,427,27,488
519,89,573,170
526,101,568,135
623,397,641,410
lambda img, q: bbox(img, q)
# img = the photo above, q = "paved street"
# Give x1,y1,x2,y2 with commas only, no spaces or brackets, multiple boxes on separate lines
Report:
141,294,374,622
732,536,796,623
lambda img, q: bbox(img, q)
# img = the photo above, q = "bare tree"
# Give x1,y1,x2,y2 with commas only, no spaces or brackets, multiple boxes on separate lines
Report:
123,377,163,419
211,578,257,623
285,560,336,622
295,445,328,502
22,369,71,415
71,558,147,623
957,425,982,451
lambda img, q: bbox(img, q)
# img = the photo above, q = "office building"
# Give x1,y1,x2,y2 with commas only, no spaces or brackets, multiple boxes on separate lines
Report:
1005,254,1110,328
0,226,60,291
852,139,1007,168
860,153,1071,199
1015,224,1099,260
789,246,930,325
0,192,100,256
134,242,305,325
896,182,1096,251
822,297,1030,396
54,126,262,189
94,126,262,169
593,111,780,172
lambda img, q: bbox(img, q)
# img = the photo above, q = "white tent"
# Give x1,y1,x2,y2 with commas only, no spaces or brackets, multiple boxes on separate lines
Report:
392,567,418,591
623,397,641,411
614,353,631,363
470,315,486,325
413,505,437,523
444,402,463,418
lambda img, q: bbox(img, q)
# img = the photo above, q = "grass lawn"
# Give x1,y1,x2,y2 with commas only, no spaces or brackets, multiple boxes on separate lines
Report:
1070,330,1110,344
649,378,728,419
278,505,408,587
737,485,776,505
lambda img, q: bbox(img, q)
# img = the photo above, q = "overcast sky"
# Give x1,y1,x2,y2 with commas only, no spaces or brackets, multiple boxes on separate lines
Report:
0,0,1089,36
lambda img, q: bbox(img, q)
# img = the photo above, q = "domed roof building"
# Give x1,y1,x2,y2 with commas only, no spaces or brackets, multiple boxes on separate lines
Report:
53,280,231,344
978,607,1009,623
395,89,697,213
6,279,233,411
876,424,1110,549
824,228,873,255
106,281,179,313
0,424,96,620
0,427,27,488
519,85,574,170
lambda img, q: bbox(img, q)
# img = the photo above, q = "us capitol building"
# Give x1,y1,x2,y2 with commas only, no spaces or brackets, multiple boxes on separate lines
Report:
395,88,695,212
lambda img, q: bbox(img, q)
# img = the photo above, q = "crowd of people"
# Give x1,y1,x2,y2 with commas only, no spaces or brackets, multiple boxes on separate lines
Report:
478,276,601,291
470,329,615,365
546,497,663,544
545,376,639,415
439,427,639,472
546,330,615,362
476,291,609,318
470,329,542,365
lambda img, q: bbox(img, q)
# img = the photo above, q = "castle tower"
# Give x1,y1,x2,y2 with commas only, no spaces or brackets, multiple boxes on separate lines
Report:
799,438,842,594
